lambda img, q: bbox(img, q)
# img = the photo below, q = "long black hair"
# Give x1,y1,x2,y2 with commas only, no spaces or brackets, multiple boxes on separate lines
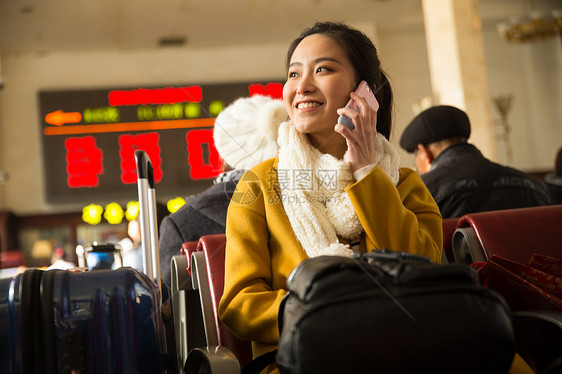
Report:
286,21,394,139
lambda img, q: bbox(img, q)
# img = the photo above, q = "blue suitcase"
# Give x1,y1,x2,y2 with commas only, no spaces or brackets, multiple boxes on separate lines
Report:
0,267,166,373
0,150,173,373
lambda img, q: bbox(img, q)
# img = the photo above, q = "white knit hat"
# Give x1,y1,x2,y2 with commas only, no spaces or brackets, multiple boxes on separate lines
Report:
213,95,287,170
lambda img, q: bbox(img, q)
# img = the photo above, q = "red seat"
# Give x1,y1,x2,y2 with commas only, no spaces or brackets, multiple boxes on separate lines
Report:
451,206,562,373
452,205,562,264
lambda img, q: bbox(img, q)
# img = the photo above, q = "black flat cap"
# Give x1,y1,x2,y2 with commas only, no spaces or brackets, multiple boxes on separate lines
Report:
399,105,471,153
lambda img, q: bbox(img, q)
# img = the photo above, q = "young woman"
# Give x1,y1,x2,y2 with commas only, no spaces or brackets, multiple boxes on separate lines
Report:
218,21,442,372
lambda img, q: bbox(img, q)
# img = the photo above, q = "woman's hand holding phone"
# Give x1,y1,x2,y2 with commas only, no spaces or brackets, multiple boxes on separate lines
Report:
335,80,379,172
337,80,379,131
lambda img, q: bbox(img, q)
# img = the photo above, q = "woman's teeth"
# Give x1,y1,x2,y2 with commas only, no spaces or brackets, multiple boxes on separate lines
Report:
297,102,321,109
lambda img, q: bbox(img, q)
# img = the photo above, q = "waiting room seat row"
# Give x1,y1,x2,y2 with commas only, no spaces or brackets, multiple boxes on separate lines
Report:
175,204,562,373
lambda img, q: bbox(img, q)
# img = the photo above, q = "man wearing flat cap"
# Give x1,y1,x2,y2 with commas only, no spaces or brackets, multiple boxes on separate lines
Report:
400,105,550,218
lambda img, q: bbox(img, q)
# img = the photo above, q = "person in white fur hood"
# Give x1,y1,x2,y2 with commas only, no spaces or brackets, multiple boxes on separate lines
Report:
219,21,443,372
158,95,287,288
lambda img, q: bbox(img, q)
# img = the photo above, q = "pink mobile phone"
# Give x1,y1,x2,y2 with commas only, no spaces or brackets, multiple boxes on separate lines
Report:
337,80,379,130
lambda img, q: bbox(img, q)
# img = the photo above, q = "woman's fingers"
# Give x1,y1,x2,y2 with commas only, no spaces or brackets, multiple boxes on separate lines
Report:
336,92,379,171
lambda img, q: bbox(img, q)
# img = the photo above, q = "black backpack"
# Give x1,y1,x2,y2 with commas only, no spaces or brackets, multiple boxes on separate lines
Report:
275,251,515,374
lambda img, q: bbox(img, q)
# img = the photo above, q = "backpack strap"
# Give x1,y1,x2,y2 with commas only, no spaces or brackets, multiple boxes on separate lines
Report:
241,350,277,374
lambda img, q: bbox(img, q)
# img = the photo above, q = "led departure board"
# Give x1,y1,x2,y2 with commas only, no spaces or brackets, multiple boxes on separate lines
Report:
39,81,283,204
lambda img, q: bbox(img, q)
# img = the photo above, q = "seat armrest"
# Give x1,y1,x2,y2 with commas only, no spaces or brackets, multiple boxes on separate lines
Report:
184,346,241,374
442,217,461,263
191,251,219,347
452,227,486,264
171,255,190,370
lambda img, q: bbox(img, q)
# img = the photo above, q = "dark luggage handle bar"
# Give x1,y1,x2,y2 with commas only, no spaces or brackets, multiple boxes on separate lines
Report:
134,150,162,302
135,149,155,188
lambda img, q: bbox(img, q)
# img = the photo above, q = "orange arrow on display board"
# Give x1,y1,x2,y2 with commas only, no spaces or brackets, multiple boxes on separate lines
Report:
45,110,82,126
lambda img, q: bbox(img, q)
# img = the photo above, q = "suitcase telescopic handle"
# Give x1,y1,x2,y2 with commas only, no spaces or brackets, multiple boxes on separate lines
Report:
135,149,155,188
134,150,162,301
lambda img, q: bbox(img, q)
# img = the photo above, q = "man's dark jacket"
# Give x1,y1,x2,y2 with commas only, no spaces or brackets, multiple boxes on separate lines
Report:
422,143,551,218
158,180,237,288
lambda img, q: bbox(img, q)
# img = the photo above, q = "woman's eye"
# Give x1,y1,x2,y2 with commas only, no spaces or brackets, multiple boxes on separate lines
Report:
316,67,331,73
288,71,299,78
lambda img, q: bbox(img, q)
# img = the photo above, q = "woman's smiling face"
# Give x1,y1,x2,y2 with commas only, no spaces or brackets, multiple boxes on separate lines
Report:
283,33,357,141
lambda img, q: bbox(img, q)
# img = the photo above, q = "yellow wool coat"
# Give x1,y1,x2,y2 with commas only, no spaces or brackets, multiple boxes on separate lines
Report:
218,156,443,361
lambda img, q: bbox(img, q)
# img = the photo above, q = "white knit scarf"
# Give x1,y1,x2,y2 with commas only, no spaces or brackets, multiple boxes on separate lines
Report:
277,120,401,258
